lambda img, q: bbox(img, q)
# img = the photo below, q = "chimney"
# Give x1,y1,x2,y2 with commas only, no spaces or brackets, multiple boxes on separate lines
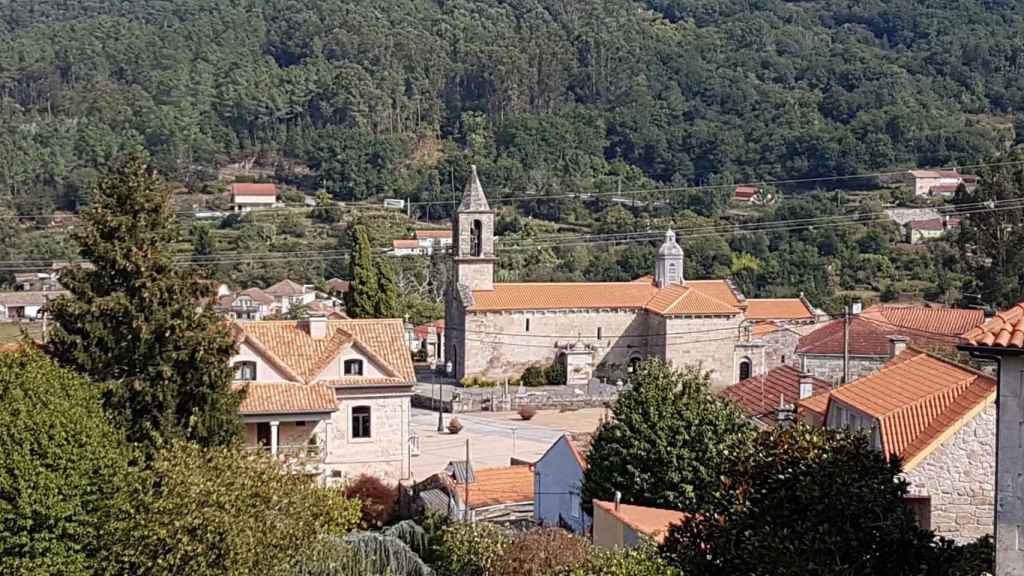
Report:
614,491,621,511
851,300,863,315
798,372,814,400
889,336,909,358
307,314,328,339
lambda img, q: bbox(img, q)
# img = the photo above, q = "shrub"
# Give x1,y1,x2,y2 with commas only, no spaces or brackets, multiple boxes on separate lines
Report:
435,523,512,576
544,360,566,385
343,474,398,529
557,539,679,576
518,405,537,420
519,365,547,387
461,375,498,388
490,528,589,576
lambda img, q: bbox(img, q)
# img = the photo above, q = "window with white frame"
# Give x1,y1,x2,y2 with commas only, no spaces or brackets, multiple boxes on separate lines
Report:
344,359,364,376
234,361,257,381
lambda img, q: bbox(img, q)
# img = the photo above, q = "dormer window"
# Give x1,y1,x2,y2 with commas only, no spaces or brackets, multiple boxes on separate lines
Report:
344,359,364,376
234,361,257,381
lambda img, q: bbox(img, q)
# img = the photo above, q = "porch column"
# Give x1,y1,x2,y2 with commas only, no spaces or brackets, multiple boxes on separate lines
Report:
270,420,280,456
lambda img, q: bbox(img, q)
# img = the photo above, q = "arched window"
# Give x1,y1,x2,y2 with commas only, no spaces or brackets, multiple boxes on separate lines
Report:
352,406,371,438
234,361,257,381
668,262,678,280
628,355,643,374
739,358,752,381
344,359,364,376
470,219,483,257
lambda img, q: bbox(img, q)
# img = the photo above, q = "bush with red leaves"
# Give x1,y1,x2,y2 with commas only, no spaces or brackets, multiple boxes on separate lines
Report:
343,474,398,529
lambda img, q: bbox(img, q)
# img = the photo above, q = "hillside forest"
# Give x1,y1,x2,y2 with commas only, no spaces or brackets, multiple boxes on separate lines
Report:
4,0,1024,316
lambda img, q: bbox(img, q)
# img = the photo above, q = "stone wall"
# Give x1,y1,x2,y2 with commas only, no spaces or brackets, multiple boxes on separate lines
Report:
799,354,888,385
904,402,995,542
759,326,813,371
662,315,744,389
324,390,411,482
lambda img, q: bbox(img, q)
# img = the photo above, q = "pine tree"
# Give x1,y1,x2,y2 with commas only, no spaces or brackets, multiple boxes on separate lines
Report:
47,156,241,450
345,225,380,318
376,254,400,318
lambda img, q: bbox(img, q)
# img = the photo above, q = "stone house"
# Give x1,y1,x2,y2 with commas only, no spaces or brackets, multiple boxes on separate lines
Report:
803,349,995,543
230,182,278,211
444,166,818,389
592,499,687,549
230,317,416,481
533,433,592,533
722,365,831,427
219,287,275,320
904,170,975,197
905,217,960,244
959,301,1024,574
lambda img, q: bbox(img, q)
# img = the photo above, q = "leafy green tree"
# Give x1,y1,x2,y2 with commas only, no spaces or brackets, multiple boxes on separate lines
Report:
311,190,343,224
345,225,381,318
106,443,360,576
557,540,679,576
730,252,763,296
582,359,755,512
0,347,136,576
47,156,241,450
661,425,938,575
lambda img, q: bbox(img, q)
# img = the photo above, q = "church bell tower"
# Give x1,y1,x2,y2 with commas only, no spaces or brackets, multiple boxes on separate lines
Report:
453,165,495,292
655,229,684,287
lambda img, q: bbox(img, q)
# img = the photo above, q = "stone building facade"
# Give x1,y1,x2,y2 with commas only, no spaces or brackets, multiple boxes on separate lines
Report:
445,166,816,389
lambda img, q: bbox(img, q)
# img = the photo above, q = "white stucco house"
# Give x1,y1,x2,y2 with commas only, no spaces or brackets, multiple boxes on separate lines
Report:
230,316,416,481
230,182,278,211
534,433,592,533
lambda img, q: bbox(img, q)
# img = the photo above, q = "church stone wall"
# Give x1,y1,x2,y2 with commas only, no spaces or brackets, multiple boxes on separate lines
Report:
461,309,656,382
660,315,744,390
799,354,888,385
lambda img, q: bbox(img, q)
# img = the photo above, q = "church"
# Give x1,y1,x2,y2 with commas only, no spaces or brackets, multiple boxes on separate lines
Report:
444,166,818,389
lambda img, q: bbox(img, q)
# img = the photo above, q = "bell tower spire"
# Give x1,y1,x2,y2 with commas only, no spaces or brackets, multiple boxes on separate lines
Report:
453,165,495,291
655,229,684,287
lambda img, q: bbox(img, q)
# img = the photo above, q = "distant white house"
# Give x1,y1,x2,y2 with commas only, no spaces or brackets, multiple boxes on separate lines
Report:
414,230,453,255
905,217,961,244
230,183,278,212
905,170,977,197
534,433,592,534
391,239,425,256
0,290,68,321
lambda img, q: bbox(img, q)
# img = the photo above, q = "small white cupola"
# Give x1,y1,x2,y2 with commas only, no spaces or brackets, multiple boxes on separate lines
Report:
655,229,684,287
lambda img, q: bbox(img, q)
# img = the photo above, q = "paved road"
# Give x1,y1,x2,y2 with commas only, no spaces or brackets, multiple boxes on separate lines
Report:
409,408,576,481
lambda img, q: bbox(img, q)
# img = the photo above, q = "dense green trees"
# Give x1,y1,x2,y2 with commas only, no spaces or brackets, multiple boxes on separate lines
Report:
581,360,755,512
345,224,400,318
47,156,241,450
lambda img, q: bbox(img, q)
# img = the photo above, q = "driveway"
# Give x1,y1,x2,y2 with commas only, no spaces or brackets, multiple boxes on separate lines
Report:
409,407,606,481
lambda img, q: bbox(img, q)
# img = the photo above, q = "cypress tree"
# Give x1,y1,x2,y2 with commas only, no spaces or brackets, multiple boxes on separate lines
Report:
376,254,401,318
47,156,241,450
345,225,380,318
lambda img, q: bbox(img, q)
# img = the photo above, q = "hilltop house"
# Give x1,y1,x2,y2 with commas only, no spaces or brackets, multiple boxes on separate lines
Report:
230,182,278,212
415,229,453,254
800,349,994,543
905,170,977,197
391,239,425,256
959,302,1024,574
534,433,593,533
230,317,416,481
905,217,961,244
444,166,819,389
797,305,983,384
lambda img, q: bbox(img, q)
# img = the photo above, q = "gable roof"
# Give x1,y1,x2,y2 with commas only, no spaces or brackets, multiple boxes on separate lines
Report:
233,382,337,415
233,319,416,385
393,239,420,250
961,301,1024,349
797,316,899,356
325,278,350,293
592,500,687,543
264,279,306,298
415,229,452,239
224,287,274,306
723,366,831,425
230,183,278,197
745,298,814,322
860,305,982,337
463,466,534,508
826,349,995,468
909,170,961,179
538,433,593,471
0,290,69,307
468,279,741,316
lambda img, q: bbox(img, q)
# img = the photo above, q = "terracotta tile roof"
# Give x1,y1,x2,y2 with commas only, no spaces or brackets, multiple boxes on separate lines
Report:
797,316,898,356
393,239,420,249
468,279,741,316
723,366,831,425
928,184,961,195
307,300,348,319
751,322,781,337
414,229,452,239
233,382,337,415
827,350,995,465
734,186,758,200
264,279,306,297
230,183,278,197
745,298,814,321
461,466,534,508
859,305,982,347
233,319,416,384
961,301,1024,349
909,170,961,179
592,500,687,543
224,287,274,306
0,290,69,307
906,218,960,231
325,278,350,293
798,390,830,418
414,319,444,340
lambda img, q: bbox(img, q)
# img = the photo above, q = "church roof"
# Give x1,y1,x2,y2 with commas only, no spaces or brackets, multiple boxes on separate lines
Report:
467,278,742,316
458,165,491,212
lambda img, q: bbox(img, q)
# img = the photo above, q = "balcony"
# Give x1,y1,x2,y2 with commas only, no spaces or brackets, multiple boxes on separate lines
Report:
245,443,324,474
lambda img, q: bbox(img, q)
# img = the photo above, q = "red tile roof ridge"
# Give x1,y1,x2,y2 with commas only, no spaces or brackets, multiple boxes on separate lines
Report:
961,302,1024,349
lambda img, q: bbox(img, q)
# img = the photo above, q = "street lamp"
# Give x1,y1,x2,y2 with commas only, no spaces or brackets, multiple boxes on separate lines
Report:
438,360,453,432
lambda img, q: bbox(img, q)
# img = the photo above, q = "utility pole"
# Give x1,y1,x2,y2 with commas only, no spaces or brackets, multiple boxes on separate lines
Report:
464,438,471,523
842,304,850,385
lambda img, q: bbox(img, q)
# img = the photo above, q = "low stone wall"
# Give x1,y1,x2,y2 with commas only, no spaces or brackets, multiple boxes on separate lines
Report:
413,382,620,413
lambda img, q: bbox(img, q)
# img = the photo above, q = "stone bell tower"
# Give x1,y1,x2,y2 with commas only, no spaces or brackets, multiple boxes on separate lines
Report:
453,165,495,292
655,229,684,287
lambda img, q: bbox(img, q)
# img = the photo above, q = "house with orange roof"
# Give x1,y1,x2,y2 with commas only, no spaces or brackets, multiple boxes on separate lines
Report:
413,461,535,525
443,166,819,388
805,349,995,542
534,433,593,533
230,317,416,481
592,498,687,549
230,182,278,211
960,301,1024,573
723,365,830,427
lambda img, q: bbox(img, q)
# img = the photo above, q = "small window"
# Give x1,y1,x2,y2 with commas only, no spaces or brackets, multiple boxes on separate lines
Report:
470,219,483,257
525,318,530,332
295,421,306,427
628,356,642,373
597,327,603,340
739,358,752,381
352,406,371,438
344,359,364,376
668,262,678,279
906,496,931,530
570,491,581,518
234,361,257,381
